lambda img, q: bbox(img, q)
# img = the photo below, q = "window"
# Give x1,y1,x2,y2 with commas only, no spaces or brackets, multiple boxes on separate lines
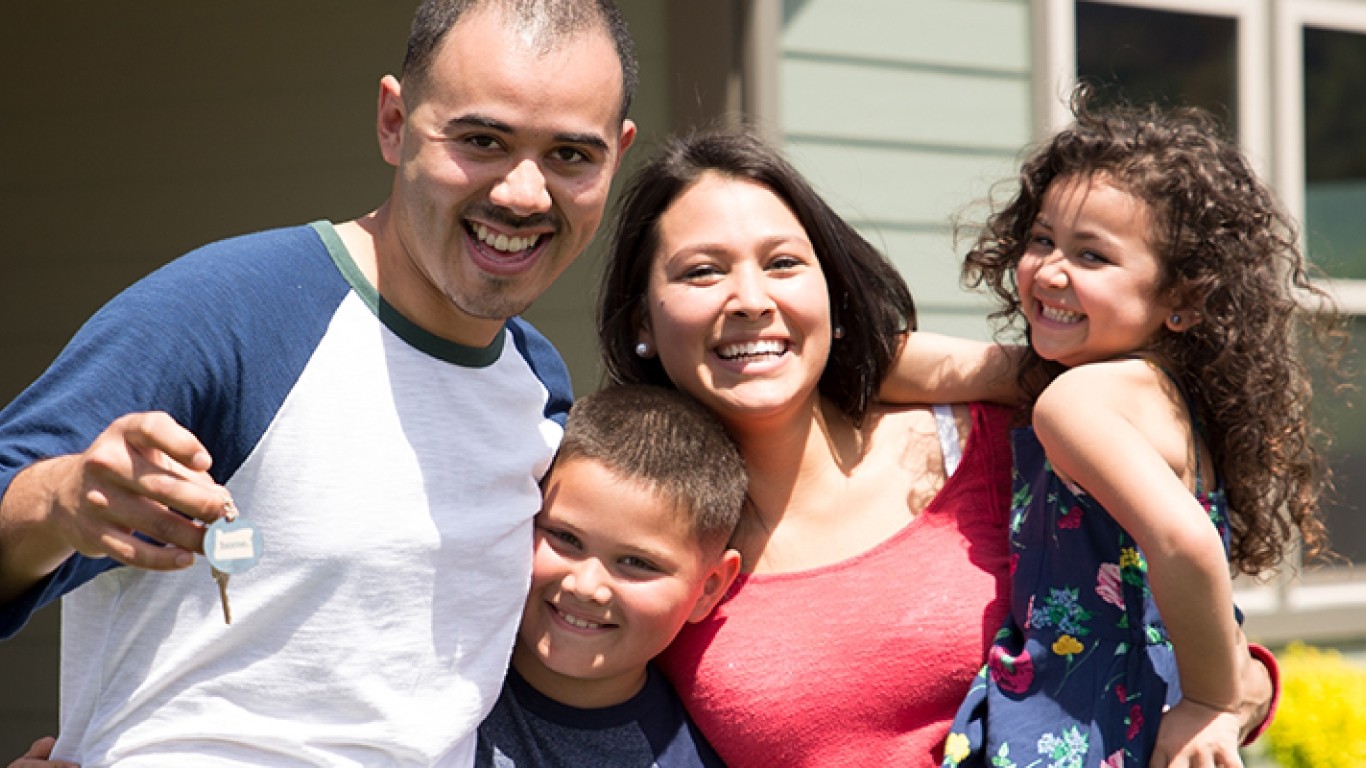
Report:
1279,3,1366,571
1076,3,1239,129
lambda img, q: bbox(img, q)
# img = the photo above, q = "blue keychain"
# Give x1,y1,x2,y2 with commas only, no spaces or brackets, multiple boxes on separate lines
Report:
205,498,263,624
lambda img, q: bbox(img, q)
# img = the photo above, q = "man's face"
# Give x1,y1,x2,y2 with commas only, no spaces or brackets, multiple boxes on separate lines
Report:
378,7,635,346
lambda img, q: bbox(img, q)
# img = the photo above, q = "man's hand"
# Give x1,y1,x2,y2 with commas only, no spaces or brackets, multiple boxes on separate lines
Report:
1,411,232,600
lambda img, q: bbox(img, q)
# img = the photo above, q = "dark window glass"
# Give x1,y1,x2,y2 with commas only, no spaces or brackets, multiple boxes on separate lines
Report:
1312,317,1366,565
1303,26,1366,280
1075,2,1238,135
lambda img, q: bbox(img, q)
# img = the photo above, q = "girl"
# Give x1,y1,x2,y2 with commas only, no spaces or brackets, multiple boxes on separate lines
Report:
889,97,1338,768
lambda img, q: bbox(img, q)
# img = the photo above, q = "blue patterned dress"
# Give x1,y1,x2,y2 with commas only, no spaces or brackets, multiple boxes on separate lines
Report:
941,418,1232,768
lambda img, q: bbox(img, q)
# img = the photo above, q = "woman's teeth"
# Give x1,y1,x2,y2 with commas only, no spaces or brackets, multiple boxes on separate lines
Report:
717,340,787,360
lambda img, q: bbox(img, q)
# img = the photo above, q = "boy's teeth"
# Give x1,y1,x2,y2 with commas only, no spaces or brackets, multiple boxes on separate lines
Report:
1041,305,1083,323
472,223,539,253
558,609,604,629
717,340,786,360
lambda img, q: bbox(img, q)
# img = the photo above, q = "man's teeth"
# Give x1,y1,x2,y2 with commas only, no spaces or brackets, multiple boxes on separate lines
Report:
1041,305,1084,323
717,340,787,360
472,223,539,253
558,608,604,629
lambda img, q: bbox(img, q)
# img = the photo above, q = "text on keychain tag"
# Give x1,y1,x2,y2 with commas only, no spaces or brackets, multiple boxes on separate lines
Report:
204,515,264,574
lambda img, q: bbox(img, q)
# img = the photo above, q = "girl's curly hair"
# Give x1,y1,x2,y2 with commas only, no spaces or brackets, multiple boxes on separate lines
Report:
963,90,1344,575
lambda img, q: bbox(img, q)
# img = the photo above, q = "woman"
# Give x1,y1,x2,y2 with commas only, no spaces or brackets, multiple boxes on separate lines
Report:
596,130,1275,766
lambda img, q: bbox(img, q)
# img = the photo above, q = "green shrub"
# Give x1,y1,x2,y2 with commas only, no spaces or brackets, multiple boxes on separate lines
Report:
1263,642,1366,767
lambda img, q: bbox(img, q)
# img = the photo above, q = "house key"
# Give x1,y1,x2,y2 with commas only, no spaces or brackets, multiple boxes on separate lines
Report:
204,497,264,625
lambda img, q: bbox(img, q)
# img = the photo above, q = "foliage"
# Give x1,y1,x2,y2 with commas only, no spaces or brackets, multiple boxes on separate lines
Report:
1263,642,1366,767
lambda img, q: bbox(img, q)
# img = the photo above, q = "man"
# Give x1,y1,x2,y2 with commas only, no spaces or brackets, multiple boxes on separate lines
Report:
0,0,636,764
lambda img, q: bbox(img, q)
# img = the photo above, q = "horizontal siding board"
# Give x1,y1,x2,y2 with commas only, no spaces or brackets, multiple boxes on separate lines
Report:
781,58,1031,149
782,0,1030,73
785,141,1020,231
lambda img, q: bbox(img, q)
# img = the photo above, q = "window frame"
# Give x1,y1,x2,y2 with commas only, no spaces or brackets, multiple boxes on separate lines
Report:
1275,0,1366,311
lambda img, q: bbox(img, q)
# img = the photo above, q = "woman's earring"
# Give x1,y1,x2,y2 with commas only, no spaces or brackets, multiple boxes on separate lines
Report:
833,324,845,340
635,341,651,357
1169,313,1182,327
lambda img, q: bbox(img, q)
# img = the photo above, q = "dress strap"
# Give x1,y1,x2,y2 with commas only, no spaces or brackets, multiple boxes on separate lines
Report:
932,403,961,478
1130,355,1210,495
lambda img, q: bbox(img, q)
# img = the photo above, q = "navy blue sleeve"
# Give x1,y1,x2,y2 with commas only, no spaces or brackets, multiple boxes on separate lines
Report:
507,316,574,425
0,224,347,639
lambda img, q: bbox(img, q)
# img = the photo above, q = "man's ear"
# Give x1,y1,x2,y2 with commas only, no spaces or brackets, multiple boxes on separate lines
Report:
613,119,637,171
377,75,406,168
688,548,741,623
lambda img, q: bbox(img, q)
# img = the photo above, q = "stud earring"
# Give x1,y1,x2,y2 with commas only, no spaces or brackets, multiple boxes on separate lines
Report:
1169,313,1182,327
833,324,845,340
635,341,651,357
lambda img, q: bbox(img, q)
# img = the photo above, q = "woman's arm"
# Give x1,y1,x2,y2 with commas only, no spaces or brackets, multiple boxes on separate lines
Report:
1240,641,1279,744
879,332,1025,405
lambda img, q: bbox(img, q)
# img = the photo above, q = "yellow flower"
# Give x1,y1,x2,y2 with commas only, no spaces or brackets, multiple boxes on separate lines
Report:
1265,642,1366,767
943,732,971,765
1053,635,1084,656
1119,548,1143,569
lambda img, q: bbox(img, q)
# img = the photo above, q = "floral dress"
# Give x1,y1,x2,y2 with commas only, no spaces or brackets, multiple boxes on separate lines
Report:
941,421,1231,768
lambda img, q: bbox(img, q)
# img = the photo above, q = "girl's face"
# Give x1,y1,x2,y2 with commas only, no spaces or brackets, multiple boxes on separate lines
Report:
638,172,832,426
1017,173,1177,368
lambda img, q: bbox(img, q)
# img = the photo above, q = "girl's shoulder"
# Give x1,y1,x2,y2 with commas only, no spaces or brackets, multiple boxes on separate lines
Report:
1036,358,1196,483
1038,357,1176,414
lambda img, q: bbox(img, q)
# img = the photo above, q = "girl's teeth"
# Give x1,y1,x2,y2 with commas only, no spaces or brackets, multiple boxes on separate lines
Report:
472,223,539,253
1041,305,1083,323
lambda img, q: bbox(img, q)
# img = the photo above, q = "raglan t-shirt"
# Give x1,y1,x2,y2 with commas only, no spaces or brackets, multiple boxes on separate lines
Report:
0,222,572,767
476,665,724,767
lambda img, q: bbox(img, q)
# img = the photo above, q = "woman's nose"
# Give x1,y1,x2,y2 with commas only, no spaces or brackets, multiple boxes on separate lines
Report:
727,266,776,320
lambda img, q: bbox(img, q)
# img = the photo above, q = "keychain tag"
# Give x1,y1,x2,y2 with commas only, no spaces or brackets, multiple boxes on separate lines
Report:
204,516,264,574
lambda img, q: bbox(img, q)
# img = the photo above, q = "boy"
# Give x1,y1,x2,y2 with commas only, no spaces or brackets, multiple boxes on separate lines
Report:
476,384,746,767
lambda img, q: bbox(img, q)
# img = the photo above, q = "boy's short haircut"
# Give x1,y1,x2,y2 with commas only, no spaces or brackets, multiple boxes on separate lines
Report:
556,385,747,551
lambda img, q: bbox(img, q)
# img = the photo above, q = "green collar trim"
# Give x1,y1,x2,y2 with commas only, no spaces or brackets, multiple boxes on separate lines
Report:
309,220,506,367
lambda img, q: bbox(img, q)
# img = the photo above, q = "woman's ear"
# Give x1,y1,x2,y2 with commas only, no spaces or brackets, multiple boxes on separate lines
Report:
636,317,657,359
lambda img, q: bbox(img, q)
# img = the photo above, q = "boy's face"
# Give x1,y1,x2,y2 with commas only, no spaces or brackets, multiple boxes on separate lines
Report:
513,456,739,707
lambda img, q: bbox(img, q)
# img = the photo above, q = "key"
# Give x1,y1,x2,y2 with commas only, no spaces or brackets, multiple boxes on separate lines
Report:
212,567,233,624
204,497,263,626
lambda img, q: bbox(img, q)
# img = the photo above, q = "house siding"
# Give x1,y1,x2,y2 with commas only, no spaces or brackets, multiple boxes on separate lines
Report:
780,0,1033,339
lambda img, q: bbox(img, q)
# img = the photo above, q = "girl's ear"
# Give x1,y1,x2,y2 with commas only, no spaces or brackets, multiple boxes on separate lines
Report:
1165,308,1201,332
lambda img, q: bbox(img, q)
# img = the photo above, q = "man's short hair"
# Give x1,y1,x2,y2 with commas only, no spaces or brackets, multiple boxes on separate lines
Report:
401,0,638,121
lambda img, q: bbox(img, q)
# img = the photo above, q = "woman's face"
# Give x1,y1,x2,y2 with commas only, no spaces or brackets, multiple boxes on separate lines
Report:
638,172,832,426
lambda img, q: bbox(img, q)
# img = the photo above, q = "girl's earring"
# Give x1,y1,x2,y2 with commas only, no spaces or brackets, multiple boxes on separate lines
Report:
635,341,652,357
1169,313,1182,327
833,324,845,340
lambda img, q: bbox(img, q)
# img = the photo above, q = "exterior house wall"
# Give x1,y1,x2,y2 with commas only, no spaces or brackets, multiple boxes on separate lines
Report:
779,0,1034,341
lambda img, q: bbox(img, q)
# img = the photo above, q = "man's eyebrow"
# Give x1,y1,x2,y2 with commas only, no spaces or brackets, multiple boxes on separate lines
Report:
442,113,513,134
442,114,610,153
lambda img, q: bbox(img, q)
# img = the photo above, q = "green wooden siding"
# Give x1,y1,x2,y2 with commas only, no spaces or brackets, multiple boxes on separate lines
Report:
780,0,1033,340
